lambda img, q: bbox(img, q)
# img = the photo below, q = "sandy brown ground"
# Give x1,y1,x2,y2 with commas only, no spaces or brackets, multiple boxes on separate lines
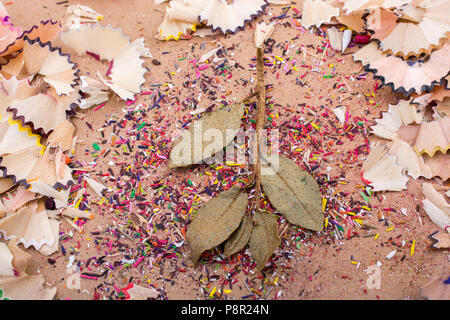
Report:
3,0,448,300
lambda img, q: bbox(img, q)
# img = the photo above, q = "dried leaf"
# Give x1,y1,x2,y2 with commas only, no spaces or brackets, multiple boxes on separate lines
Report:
260,155,324,231
223,213,253,256
249,210,280,272
169,103,245,168
186,186,248,266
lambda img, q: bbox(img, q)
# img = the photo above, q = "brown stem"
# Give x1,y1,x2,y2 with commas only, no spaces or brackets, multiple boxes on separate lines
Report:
252,47,266,209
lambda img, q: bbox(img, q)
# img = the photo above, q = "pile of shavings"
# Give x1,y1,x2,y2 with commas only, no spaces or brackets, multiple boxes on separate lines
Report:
155,0,292,40
294,0,449,245
0,4,153,299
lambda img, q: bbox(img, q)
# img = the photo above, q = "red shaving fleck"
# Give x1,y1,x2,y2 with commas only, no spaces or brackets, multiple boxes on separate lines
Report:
86,51,100,61
360,170,372,185
106,59,114,76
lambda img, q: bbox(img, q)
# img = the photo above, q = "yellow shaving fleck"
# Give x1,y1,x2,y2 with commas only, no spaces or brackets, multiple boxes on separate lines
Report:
7,117,46,154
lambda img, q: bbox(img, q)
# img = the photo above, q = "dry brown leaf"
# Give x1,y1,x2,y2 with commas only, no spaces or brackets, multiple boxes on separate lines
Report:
260,154,324,231
186,186,248,266
249,210,280,272
223,213,253,256
168,103,245,168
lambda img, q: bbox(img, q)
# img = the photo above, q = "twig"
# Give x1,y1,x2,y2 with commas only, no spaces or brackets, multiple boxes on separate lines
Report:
252,47,266,209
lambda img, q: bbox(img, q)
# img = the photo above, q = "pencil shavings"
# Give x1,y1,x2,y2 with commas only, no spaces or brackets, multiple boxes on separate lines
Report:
0,20,62,57
340,0,410,14
0,207,55,250
27,148,74,191
388,139,432,179
422,182,450,231
428,230,450,249
157,11,197,41
0,274,57,300
0,146,40,187
125,284,160,300
7,90,78,136
0,2,7,16
199,0,267,34
84,176,108,197
66,4,104,29
38,217,59,256
422,152,450,181
0,241,14,276
167,0,206,24
23,37,79,95
46,120,75,151
61,207,93,220
301,0,340,29
77,76,109,109
60,24,147,101
0,177,13,194
0,76,39,119
2,37,79,97
414,116,450,156
335,11,366,33
353,41,450,96
431,98,450,120
379,0,450,58
0,145,73,191
370,99,423,140
255,22,274,48
365,7,398,41
327,27,352,53
427,86,450,103
0,117,44,156
7,239,31,275
3,186,37,212
361,142,409,191
0,17,21,55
